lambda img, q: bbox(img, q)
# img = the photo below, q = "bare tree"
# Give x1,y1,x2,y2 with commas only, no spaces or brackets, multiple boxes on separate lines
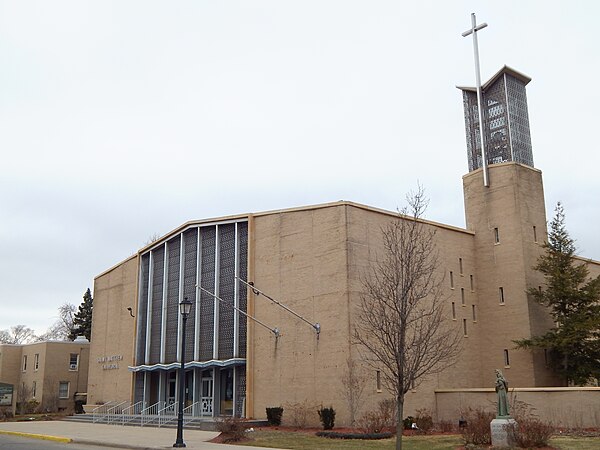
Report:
37,303,76,341
354,187,461,450
16,383,32,415
0,325,36,344
339,356,367,427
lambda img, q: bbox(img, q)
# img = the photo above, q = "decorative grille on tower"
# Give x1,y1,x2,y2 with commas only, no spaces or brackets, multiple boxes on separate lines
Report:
459,67,534,172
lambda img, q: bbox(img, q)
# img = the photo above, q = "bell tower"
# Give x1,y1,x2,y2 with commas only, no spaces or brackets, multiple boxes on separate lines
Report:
458,66,535,172
460,67,561,386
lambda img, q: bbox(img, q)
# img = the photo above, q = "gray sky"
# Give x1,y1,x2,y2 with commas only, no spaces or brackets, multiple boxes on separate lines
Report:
1,1,599,335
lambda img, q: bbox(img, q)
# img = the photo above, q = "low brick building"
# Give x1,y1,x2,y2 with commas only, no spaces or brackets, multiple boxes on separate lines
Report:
0,338,90,414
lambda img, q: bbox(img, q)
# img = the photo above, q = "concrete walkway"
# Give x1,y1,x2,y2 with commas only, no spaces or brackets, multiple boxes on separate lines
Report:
0,420,277,450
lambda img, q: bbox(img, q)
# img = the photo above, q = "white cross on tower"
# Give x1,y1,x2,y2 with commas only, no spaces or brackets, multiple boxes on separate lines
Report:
462,13,490,187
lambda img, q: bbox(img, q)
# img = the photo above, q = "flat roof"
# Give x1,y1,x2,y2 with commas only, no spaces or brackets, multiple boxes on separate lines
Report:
457,65,531,93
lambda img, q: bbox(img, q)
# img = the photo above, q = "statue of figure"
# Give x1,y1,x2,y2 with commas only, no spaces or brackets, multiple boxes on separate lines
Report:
495,369,510,417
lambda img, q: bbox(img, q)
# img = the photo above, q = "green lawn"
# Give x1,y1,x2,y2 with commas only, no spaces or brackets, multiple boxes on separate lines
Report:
238,430,600,450
239,431,460,450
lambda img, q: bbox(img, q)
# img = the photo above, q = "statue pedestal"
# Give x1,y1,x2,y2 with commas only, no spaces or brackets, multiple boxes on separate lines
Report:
490,418,517,448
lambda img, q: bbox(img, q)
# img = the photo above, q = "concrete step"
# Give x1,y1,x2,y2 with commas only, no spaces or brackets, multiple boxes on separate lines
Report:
60,415,267,431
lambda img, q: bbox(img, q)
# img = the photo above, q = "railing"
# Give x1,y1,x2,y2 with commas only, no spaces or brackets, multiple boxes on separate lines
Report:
183,401,200,425
121,401,146,426
90,398,219,427
140,401,164,427
92,401,114,423
157,401,178,427
106,401,130,425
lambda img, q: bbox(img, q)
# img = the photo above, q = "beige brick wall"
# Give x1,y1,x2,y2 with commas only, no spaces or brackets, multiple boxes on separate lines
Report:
435,387,600,428
464,163,560,387
88,255,138,405
250,203,486,425
250,205,350,425
345,205,482,419
0,345,22,387
2,341,89,413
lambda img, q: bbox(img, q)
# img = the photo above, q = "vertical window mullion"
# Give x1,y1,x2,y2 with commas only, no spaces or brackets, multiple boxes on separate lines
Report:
213,225,221,360
177,236,184,361
145,251,154,365
160,242,169,363
195,228,201,361
233,223,240,358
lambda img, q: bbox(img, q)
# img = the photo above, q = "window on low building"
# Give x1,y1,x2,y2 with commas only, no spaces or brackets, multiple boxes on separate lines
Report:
32,381,37,398
34,353,39,371
461,288,466,305
376,370,382,392
22,355,27,372
451,302,456,320
494,227,500,243
450,271,454,288
459,258,464,275
472,305,477,322
470,274,474,291
504,349,510,367
463,319,468,337
69,353,79,371
59,382,70,399
499,287,505,304
533,225,537,243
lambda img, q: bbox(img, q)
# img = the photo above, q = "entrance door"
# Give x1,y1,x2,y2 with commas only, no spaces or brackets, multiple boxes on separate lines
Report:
220,368,234,416
184,370,194,407
200,370,213,416
167,372,176,407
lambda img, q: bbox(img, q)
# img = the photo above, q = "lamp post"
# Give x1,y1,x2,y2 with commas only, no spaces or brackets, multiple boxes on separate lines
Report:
173,297,193,448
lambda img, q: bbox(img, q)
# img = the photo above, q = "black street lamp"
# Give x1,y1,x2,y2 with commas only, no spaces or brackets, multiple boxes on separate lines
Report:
173,297,193,448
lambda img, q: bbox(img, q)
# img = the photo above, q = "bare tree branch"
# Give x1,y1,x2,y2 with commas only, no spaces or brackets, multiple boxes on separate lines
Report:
354,186,461,450
0,325,37,344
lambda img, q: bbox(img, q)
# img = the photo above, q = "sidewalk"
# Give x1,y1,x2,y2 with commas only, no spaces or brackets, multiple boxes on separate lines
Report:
0,420,277,450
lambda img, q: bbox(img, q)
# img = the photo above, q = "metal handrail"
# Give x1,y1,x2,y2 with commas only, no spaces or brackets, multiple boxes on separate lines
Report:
158,401,178,427
183,401,199,425
92,401,114,423
106,401,129,425
141,401,164,427
121,401,146,426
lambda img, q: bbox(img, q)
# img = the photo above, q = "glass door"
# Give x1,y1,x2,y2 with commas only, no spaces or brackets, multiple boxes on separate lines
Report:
200,369,213,416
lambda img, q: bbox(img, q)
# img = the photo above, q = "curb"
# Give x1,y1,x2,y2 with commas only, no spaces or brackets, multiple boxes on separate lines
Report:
0,429,72,443
71,439,164,450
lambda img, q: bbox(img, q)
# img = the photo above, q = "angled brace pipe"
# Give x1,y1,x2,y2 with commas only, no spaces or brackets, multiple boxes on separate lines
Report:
196,285,280,338
237,277,321,339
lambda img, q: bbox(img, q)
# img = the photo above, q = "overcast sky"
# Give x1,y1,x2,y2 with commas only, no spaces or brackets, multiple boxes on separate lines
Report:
1,1,599,336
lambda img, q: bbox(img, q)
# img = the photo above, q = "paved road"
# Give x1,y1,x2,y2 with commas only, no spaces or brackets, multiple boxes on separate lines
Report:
0,433,112,450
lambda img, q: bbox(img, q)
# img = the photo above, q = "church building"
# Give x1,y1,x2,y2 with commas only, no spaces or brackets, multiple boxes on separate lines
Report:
87,66,600,425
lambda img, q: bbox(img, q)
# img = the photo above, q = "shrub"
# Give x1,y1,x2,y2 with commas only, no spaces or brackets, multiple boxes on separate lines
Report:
437,419,456,433
0,408,14,421
415,408,433,433
318,406,336,430
460,407,494,446
316,430,393,440
215,416,247,443
509,417,554,448
265,406,283,426
377,398,397,429
284,400,319,428
359,411,387,434
403,416,415,430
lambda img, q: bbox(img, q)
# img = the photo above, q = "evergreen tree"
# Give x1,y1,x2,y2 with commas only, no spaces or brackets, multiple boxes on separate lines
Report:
515,203,600,385
69,288,93,341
